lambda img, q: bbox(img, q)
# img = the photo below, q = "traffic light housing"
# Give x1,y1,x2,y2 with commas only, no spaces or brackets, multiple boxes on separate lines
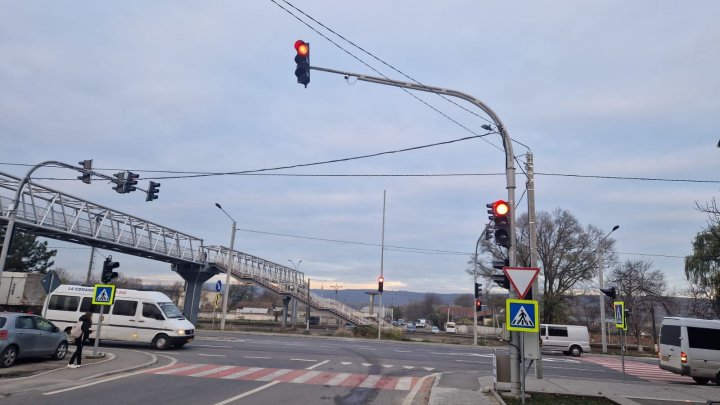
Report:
486,200,511,248
101,256,120,284
474,282,482,299
77,159,92,184
378,276,384,293
112,172,126,193
294,40,310,87
125,171,139,193
491,273,510,290
475,298,482,312
146,181,161,202
600,286,617,299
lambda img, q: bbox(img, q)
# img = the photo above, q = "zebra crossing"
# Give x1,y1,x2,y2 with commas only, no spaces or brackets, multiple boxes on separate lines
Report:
579,355,693,384
146,362,423,391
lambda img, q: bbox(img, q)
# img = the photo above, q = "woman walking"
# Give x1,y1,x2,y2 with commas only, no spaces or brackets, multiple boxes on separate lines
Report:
68,311,93,368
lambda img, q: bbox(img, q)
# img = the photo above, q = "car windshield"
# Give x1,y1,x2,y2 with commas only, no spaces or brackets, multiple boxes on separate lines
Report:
158,302,184,319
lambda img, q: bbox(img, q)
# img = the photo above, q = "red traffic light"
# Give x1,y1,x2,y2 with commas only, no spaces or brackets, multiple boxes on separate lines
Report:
378,276,384,283
294,40,309,57
492,200,509,216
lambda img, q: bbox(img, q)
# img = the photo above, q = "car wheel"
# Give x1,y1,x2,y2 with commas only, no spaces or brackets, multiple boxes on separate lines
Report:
152,334,170,350
693,377,710,385
52,341,68,360
569,345,583,357
1,345,18,368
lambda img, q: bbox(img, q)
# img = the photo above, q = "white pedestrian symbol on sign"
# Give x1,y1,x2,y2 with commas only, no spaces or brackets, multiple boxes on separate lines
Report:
511,306,534,327
96,289,110,302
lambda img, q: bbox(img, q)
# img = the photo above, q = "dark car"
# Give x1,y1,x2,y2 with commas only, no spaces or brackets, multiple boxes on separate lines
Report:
0,312,69,368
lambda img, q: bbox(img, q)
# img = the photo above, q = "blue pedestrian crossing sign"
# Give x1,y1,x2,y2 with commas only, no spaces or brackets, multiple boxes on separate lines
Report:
506,299,539,332
92,284,116,306
614,301,626,330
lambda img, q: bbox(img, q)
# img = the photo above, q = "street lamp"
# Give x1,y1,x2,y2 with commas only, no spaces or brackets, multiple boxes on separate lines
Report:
215,203,237,331
598,225,620,354
288,259,301,272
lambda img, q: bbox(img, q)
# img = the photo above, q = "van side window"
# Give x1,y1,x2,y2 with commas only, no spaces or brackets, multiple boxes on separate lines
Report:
142,303,164,320
660,325,681,346
48,295,80,311
687,327,720,350
548,326,568,337
79,297,104,314
112,300,138,317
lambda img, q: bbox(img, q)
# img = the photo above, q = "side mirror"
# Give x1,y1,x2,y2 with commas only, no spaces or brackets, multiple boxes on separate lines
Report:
53,326,59,333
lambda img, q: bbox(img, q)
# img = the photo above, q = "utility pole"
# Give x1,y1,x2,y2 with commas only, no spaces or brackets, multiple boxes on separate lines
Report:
330,283,343,301
526,152,543,378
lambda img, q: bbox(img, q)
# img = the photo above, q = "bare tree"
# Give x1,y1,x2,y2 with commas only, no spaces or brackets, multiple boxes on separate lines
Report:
609,259,668,351
684,199,720,318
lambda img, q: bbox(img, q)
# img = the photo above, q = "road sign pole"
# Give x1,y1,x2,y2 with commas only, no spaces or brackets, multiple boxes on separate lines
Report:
92,305,104,356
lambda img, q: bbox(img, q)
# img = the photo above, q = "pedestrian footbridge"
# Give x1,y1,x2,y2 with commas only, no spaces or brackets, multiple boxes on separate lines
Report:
0,171,388,328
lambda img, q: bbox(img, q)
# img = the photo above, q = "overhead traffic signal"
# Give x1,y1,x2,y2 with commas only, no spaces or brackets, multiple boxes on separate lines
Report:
486,200,511,248
146,181,161,202
112,172,126,193
101,256,120,284
125,172,139,193
294,40,310,87
600,286,617,299
77,159,92,184
378,276,384,293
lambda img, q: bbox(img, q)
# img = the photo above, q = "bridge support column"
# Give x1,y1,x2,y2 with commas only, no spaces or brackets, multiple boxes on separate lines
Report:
173,263,218,325
282,295,291,328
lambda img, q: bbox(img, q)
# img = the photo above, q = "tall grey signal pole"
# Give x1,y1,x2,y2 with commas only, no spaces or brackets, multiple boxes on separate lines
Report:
526,152,542,379
310,66,519,395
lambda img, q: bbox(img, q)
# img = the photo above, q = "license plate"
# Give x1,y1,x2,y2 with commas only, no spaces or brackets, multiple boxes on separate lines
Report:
661,355,669,361
187,338,193,343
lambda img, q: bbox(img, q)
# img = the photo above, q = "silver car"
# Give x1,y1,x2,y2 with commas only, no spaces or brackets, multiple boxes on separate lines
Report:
0,312,69,368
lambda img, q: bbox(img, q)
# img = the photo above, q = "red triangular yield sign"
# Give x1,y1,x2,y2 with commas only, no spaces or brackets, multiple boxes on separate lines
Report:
503,267,540,299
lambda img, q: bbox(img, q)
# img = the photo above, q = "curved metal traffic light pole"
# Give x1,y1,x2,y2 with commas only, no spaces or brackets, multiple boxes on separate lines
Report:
310,65,520,395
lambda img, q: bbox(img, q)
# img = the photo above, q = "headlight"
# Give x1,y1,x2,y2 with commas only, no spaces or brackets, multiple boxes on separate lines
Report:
177,329,186,336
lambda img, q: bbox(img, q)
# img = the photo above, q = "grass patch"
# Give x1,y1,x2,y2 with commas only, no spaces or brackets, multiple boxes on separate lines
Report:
505,393,616,404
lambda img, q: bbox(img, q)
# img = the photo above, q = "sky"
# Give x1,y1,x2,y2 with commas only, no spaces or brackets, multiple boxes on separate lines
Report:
1,1,719,295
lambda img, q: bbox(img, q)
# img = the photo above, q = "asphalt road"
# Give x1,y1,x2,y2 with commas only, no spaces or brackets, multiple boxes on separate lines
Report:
0,330,713,405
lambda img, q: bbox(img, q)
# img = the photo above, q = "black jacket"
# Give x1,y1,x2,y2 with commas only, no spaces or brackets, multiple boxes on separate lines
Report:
78,314,92,339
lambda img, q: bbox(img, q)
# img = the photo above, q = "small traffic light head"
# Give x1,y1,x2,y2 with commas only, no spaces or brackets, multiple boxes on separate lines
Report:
294,40,310,87
101,256,120,283
475,298,482,312
146,181,161,202
125,172,139,193
77,159,93,184
600,286,617,299
378,276,384,293
492,200,510,217
113,172,126,193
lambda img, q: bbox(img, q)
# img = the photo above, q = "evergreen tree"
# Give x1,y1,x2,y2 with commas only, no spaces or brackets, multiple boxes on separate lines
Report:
0,228,57,273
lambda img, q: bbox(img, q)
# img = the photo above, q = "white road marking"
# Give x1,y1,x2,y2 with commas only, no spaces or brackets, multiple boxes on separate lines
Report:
382,364,393,368
306,359,329,370
221,367,263,379
290,370,321,383
341,362,352,365
362,363,372,367
325,372,351,386
193,344,233,348
403,366,415,369
423,367,435,371
396,376,414,391
402,373,440,405
542,357,580,363
290,358,317,362
188,365,235,377
243,356,271,359
156,363,207,375
359,374,381,388
395,350,411,353
197,354,226,357
213,381,280,405
256,369,293,381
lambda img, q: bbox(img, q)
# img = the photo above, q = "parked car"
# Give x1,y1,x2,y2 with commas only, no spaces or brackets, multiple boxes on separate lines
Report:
0,312,69,368
344,322,356,331
406,323,416,333
431,326,440,334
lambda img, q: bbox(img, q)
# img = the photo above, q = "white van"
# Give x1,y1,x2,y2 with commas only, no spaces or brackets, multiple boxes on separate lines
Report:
445,322,457,333
540,324,591,357
42,285,194,350
658,317,720,385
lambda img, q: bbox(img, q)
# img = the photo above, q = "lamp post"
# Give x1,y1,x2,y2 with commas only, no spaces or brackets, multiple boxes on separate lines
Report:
598,225,620,354
215,203,237,331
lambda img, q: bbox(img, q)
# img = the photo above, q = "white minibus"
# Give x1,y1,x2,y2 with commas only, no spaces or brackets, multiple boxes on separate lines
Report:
445,322,457,333
42,285,194,350
540,324,591,357
658,317,720,385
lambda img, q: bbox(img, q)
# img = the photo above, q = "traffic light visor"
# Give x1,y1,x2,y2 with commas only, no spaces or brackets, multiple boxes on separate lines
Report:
294,40,309,56
493,200,509,216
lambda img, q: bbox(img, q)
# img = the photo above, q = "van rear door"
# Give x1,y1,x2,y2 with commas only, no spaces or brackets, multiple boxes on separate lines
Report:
659,322,683,373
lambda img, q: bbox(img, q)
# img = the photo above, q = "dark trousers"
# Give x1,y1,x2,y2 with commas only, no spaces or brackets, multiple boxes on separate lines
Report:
68,337,84,365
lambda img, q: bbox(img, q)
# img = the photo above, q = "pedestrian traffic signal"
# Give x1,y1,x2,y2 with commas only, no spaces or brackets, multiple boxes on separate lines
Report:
294,40,310,87
474,282,482,299
101,256,120,283
486,200,511,248
112,172,126,193
146,181,160,202
475,298,482,312
491,273,510,289
125,171,139,193
378,276,384,293
600,286,617,299
77,159,92,184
